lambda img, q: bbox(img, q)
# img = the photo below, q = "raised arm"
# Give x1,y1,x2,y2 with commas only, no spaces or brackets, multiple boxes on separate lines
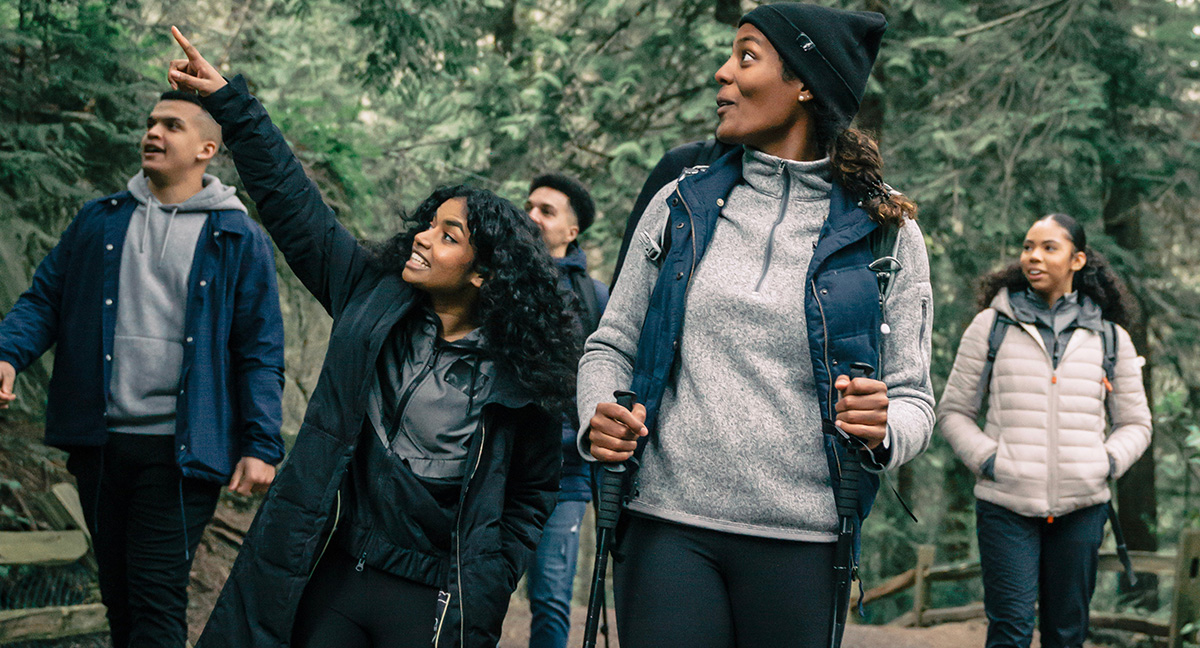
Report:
168,27,372,317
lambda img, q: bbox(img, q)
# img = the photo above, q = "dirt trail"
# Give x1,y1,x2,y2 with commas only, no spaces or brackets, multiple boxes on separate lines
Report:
497,598,1112,648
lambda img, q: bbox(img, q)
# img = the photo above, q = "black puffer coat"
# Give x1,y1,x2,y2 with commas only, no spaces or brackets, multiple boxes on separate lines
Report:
197,76,560,648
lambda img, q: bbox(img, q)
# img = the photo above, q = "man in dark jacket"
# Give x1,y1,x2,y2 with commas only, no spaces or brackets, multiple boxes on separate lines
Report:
523,174,608,648
0,91,285,648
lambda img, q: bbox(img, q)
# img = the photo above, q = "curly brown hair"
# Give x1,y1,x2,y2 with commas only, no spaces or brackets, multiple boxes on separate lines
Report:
809,100,917,228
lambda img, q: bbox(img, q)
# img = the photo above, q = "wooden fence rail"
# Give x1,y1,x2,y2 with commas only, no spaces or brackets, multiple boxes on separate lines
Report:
0,483,107,645
852,528,1200,647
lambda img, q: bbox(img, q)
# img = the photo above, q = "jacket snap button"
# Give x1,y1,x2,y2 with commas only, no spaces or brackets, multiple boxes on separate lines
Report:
186,336,194,343
109,199,117,206
676,222,684,229
214,231,221,238
716,198,724,207
105,354,112,361
104,298,113,306
671,198,679,206
199,280,207,287
820,288,828,295
106,244,113,251
675,272,684,280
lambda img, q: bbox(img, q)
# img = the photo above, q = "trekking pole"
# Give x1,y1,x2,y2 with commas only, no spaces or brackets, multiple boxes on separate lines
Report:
828,363,874,648
582,390,637,648
1106,502,1138,587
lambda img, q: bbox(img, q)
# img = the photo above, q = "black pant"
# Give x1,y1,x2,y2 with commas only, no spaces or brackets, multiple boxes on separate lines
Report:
613,515,836,648
67,433,221,648
292,547,440,648
977,500,1108,648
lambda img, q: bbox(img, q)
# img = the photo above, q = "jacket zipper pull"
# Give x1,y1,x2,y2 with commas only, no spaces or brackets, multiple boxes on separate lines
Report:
1051,374,1058,385
355,552,366,572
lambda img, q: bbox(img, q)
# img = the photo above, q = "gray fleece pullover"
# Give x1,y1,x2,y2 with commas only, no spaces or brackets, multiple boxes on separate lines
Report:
577,148,935,541
107,172,247,435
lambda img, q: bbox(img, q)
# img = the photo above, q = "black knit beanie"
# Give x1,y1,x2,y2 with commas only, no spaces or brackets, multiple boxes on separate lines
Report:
740,3,887,130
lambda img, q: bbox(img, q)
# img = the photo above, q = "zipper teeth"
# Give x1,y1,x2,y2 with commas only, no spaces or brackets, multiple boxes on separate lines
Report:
388,345,443,443
1048,369,1060,514
754,172,791,293
676,188,698,288
308,490,342,579
457,417,486,646
812,278,834,419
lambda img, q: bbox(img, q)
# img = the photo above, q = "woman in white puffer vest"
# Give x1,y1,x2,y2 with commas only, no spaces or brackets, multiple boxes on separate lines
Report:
938,213,1151,648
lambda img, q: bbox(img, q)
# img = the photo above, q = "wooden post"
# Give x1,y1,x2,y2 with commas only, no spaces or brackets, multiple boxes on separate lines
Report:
912,544,936,627
1168,528,1200,648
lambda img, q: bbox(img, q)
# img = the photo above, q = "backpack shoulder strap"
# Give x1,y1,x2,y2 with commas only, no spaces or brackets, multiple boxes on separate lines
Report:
568,269,603,337
975,312,1016,410
1101,320,1118,386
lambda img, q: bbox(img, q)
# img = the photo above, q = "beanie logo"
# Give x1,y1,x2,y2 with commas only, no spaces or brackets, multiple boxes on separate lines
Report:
796,32,815,52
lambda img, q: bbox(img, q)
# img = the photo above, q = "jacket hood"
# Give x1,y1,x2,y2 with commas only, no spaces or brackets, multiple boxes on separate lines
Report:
127,171,247,214
556,243,589,273
991,287,1104,331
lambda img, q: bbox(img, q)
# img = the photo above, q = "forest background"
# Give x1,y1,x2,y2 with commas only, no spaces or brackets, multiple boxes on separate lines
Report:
2,0,1200,628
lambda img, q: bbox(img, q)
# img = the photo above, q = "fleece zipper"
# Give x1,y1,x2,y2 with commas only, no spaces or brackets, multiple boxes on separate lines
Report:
755,169,791,293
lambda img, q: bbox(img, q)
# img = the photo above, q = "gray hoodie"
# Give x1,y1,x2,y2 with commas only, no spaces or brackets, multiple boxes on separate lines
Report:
107,172,248,435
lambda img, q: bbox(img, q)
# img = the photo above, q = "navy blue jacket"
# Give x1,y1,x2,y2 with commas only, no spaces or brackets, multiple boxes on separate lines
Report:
0,193,286,481
556,245,608,502
629,149,886,527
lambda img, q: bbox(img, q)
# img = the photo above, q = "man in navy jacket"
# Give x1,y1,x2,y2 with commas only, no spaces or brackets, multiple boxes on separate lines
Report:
524,174,608,648
0,91,285,648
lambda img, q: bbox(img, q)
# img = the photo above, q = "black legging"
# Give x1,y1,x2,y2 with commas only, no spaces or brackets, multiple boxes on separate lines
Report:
292,547,439,648
613,515,837,648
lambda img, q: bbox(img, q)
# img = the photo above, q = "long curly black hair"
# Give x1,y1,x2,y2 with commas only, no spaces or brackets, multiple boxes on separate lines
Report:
977,213,1138,329
373,185,582,414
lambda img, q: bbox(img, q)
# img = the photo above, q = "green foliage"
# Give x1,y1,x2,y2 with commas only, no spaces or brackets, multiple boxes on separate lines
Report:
0,0,156,418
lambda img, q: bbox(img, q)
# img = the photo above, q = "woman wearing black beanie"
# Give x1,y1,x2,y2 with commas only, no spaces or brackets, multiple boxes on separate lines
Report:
578,3,934,647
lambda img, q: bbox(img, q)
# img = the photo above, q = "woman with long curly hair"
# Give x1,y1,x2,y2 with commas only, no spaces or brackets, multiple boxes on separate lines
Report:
938,213,1151,648
167,29,579,648
577,4,934,646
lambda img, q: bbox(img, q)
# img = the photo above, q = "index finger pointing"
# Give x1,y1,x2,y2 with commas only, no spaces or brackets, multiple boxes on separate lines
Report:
171,26,201,59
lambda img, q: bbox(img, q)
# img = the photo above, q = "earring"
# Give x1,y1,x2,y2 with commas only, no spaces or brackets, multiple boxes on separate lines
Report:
799,93,811,102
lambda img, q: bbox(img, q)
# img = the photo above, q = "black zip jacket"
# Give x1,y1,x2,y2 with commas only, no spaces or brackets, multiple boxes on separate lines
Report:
196,76,560,648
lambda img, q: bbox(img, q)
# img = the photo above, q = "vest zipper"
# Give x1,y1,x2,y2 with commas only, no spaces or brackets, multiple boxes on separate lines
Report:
674,187,699,289
812,278,835,420
754,171,791,293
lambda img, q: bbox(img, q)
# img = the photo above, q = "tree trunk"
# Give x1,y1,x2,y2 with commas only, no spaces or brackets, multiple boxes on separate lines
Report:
1103,173,1159,606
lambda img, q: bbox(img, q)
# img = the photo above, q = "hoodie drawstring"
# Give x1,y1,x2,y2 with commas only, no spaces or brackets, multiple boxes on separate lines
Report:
139,195,155,254
159,207,180,266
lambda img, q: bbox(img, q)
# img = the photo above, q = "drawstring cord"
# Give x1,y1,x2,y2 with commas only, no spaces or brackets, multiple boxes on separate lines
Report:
159,207,180,265
139,195,155,253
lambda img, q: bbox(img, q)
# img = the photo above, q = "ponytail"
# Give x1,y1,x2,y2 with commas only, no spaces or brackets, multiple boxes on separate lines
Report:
809,100,916,227
829,128,917,227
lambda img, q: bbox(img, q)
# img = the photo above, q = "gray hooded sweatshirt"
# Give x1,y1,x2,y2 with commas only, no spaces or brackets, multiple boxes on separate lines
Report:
107,172,248,435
